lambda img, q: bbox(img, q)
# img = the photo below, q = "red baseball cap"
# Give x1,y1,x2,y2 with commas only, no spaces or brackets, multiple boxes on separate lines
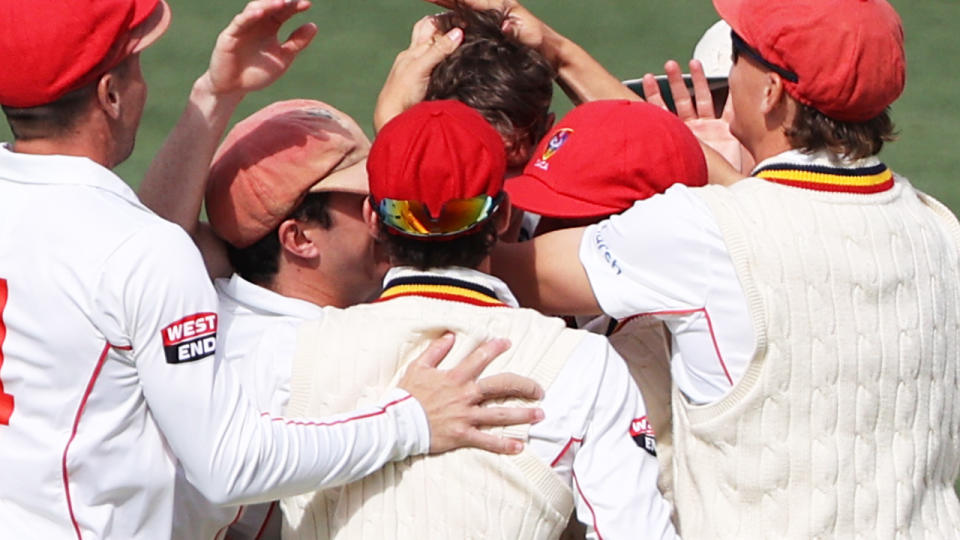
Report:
368,100,506,218
713,0,905,122
206,100,372,248
0,0,171,108
506,100,707,219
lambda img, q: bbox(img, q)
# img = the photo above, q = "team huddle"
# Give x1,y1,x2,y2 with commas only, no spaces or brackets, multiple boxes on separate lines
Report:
0,0,958,539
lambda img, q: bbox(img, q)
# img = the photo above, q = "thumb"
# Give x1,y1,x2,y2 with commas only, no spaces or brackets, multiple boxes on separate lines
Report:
280,22,319,56
420,27,463,65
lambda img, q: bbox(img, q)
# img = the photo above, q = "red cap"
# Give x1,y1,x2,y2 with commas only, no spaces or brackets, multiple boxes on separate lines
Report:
367,100,506,218
713,0,905,122
206,100,372,248
0,0,171,108
506,100,707,219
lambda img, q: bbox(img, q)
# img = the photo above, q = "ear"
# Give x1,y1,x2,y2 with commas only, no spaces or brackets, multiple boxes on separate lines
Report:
363,196,381,240
95,72,122,120
759,71,786,116
277,219,321,260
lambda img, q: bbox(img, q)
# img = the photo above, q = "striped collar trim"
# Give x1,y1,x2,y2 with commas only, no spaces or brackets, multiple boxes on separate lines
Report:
753,162,894,194
376,275,507,307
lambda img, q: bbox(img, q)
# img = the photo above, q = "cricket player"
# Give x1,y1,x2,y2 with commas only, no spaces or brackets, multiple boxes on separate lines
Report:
278,100,677,540
469,0,960,536
506,99,708,511
0,1,543,538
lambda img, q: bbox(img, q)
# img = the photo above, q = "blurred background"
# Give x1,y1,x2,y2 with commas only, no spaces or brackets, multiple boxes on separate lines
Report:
1,0,956,493
1,0,955,209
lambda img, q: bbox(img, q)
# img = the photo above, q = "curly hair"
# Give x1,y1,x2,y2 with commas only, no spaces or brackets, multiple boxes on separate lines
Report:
426,5,555,168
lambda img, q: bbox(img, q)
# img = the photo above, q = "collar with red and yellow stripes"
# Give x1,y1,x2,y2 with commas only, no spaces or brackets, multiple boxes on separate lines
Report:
376,275,507,307
752,162,893,194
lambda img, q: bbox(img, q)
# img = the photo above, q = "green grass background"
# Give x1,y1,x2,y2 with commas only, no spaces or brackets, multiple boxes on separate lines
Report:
2,0,955,208
2,0,957,494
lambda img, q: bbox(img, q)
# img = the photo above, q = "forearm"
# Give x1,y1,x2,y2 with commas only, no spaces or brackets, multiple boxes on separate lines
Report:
139,75,245,235
538,23,639,105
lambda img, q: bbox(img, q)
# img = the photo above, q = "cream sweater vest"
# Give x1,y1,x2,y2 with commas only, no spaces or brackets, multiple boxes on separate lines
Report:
282,288,583,540
673,176,960,539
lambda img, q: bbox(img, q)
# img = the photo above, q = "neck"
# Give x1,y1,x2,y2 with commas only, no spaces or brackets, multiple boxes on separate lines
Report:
11,118,117,168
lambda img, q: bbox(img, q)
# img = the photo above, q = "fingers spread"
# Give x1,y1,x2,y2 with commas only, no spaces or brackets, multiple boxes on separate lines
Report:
459,431,524,455
412,333,456,369
689,59,716,119
471,405,545,427
477,372,543,401
664,60,695,120
641,73,666,109
453,338,510,381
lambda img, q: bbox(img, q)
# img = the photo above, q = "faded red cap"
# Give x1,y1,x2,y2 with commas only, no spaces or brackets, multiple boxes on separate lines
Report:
0,0,171,108
714,0,905,122
206,100,372,248
367,100,506,217
506,100,707,219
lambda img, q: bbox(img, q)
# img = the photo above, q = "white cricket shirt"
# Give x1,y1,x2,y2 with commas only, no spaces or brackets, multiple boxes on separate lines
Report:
579,182,756,404
0,147,429,540
174,274,329,540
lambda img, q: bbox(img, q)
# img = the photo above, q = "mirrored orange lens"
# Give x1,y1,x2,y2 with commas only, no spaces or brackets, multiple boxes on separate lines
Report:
378,194,501,237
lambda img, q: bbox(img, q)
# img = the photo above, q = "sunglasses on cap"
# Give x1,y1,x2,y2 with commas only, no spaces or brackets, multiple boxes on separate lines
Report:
377,193,505,238
731,31,799,84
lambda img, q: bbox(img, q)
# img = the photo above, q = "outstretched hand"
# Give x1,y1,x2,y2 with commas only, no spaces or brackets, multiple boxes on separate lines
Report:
643,59,753,181
204,0,318,98
398,334,544,455
373,15,464,132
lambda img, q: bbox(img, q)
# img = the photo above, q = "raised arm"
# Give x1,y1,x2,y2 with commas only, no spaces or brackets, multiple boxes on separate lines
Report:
139,0,317,276
424,0,638,105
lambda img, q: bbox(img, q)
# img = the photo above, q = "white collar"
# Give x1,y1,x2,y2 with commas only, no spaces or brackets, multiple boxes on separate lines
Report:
215,274,328,319
0,143,144,208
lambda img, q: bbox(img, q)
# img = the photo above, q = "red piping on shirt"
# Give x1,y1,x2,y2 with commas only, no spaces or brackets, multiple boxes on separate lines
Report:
261,394,413,427
255,502,278,540
619,307,734,386
549,437,583,468
215,506,244,540
62,343,112,540
572,470,603,540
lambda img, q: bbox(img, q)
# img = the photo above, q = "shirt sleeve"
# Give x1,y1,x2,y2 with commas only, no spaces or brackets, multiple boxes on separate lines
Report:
541,335,677,540
578,184,722,319
95,221,430,505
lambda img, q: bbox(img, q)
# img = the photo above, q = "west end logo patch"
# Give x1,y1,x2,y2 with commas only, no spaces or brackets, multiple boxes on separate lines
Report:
533,128,574,171
161,313,217,364
630,416,657,457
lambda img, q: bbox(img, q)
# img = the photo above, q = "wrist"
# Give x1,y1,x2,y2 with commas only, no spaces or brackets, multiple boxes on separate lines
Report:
192,72,247,117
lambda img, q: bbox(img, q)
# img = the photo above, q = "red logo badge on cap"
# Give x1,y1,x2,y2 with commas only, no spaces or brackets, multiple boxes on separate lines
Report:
534,128,574,171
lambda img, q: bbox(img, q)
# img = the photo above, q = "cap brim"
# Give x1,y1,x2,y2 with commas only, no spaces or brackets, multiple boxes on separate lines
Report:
130,0,172,54
505,175,620,219
307,158,370,196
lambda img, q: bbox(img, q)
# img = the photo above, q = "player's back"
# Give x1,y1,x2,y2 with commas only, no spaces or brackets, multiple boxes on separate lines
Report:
0,147,210,538
281,269,676,539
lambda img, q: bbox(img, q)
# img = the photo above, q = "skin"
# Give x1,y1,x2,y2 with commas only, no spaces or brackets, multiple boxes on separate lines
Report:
272,192,388,308
123,0,546,456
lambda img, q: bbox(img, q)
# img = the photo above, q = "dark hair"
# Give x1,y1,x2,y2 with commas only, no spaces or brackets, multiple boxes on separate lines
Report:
426,5,554,168
786,103,897,160
380,218,499,271
2,56,136,141
226,192,333,286
2,84,98,141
